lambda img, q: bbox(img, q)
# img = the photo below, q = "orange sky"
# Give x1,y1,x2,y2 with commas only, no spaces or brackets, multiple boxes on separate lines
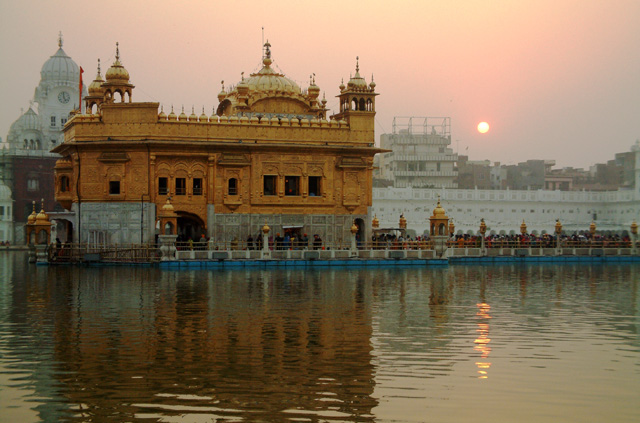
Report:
1,0,639,168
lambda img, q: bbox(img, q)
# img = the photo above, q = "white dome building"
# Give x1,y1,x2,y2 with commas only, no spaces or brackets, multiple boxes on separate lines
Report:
0,33,85,244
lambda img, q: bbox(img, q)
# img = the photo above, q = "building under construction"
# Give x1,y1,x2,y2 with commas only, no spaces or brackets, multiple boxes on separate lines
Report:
376,117,458,188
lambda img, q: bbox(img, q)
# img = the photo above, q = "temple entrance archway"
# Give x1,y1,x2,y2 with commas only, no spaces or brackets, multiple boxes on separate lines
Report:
177,212,205,241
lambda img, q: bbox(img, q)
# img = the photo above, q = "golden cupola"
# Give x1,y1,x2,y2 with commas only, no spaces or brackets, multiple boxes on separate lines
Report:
101,42,135,103
27,201,37,225
105,43,130,83
347,57,369,92
332,56,377,122
429,196,450,236
88,59,105,96
84,59,107,113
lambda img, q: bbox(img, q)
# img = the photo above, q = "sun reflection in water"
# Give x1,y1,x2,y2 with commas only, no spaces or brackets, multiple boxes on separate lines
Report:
474,302,492,379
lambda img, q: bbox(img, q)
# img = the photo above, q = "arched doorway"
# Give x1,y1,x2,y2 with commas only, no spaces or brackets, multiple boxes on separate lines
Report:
176,212,205,241
52,218,74,242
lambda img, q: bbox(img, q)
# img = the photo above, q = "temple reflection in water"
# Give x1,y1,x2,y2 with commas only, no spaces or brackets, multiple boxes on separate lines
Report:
2,254,639,422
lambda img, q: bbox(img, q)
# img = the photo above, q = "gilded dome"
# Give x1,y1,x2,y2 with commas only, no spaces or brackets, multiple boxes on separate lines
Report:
217,41,326,118
105,43,130,83
432,198,447,217
27,202,37,224
161,198,175,212
88,59,105,95
168,106,177,120
346,57,371,92
36,207,50,225
242,57,302,95
40,35,80,83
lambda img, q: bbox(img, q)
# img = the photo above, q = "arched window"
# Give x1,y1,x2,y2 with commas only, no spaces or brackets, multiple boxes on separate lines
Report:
359,98,365,111
366,98,373,111
23,139,28,149
351,97,358,110
228,178,238,195
164,222,174,235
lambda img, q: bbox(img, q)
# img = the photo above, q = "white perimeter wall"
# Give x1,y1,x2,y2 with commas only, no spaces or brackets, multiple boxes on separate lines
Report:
372,187,640,235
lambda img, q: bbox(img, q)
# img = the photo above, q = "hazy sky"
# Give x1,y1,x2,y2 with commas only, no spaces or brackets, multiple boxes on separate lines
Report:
1,0,639,168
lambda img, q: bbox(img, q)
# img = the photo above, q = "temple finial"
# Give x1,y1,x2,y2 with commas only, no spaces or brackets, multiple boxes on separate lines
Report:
58,31,63,48
356,56,359,73
115,42,120,61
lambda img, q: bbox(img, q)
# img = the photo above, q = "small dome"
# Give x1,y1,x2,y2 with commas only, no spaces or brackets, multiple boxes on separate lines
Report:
168,106,177,121
199,108,208,122
18,108,41,131
308,75,320,98
339,78,345,91
158,105,167,120
161,198,175,212
105,43,130,83
189,107,197,121
36,207,50,225
218,81,227,102
88,59,105,96
433,202,445,216
347,57,368,91
178,106,188,121
27,205,37,225
40,36,80,83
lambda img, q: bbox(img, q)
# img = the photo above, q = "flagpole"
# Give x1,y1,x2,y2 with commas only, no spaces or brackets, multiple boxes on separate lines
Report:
79,67,84,114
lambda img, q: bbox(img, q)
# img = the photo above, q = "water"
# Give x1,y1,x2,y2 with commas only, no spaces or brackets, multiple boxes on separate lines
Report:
1,252,639,422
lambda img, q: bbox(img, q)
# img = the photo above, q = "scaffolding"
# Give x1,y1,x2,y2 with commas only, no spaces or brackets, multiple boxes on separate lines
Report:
392,116,451,137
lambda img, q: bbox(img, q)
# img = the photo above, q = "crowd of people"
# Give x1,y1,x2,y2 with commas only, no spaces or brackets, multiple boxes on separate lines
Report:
175,232,325,251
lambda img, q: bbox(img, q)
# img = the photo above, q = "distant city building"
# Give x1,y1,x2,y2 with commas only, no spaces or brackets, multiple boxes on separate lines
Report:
0,34,85,243
372,141,640,234
456,155,491,189
376,117,458,188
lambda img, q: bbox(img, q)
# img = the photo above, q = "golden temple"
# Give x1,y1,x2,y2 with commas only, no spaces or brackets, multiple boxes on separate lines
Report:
53,42,381,244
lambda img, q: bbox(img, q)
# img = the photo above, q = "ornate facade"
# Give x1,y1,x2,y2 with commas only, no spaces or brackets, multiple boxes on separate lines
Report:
54,43,381,244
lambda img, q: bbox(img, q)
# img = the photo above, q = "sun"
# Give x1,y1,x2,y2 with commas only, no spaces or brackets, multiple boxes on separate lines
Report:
477,122,490,134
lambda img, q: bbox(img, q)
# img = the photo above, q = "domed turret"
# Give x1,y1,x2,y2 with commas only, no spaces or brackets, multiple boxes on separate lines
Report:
101,42,135,103
218,81,227,103
168,105,177,121
40,33,80,84
178,106,188,121
308,74,320,100
88,59,105,96
347,57,368,91
105,43,130,83
27,201,37,225
19,108,41,131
